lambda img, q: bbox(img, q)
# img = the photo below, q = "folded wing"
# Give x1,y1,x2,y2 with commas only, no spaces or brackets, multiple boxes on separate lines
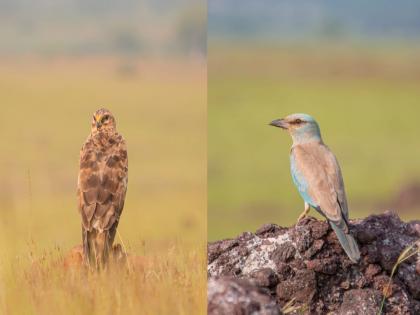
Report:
77,137,128,233
291,142,348,229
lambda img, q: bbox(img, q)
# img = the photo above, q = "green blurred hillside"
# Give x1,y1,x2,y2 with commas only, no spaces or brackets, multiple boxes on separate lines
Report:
208,43,420,240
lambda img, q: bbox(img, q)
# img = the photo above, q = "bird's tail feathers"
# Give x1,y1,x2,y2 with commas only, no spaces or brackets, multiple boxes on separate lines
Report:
329,221,360,263
83,229,111,269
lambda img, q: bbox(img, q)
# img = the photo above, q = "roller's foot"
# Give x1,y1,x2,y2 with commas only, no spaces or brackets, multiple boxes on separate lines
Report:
297,202,310,224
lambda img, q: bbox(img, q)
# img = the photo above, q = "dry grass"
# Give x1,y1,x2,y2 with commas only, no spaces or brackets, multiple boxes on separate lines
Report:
281,298,307,314
1,242,206,315
0,56,206,314
378,242,420,315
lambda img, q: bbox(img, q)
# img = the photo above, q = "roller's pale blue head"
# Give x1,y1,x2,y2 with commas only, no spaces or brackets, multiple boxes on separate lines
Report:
269,113,323,145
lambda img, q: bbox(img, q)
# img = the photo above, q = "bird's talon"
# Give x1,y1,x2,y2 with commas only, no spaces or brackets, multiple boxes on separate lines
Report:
296,214,307,225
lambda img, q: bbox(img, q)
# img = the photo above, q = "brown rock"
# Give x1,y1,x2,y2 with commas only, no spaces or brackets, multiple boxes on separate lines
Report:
308,219,330,240
304,239,324,258
407,220,420,237
270,242,296,263
208,239,239,263
364,264,382,281
378,244,401,273
256,223,284,238
208,277,282,315
274,262,292,281
276,269,316,304
356,229,378,244
292,225,313,252
249,268,279,288
339,289,381,315
398,263,420,299
372,274,392,293
305,257,339,275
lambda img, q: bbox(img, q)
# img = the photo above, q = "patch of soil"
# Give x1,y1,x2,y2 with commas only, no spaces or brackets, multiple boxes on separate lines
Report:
62,243,151,272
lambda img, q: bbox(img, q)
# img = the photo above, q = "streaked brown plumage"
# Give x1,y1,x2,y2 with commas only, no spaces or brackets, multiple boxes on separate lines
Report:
77,108,128,268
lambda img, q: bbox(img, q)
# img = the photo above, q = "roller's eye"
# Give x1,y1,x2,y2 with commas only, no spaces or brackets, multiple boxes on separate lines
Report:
291,119,303,124
101,115,109,123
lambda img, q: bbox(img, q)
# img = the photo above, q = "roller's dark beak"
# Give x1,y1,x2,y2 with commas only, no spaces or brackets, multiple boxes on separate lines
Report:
269,118,288,129
96,121,102,128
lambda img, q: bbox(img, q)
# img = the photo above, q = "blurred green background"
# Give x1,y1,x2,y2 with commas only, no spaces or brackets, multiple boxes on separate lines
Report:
208,1,420,240
0,0,206,256
0,59,206,251
0,1,207,314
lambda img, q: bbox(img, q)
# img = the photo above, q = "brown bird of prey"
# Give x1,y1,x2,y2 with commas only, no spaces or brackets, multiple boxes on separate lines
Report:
77,108,128,268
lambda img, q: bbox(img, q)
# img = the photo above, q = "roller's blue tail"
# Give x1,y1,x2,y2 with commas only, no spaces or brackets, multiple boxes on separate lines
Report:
329,221,360,263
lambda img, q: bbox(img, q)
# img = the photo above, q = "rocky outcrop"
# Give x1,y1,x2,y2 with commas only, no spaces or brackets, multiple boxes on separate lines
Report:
208,212,420,314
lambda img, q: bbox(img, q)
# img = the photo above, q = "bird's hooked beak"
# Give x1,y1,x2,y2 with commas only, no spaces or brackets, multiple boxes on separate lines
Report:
95,114,102,128
269,118,288,130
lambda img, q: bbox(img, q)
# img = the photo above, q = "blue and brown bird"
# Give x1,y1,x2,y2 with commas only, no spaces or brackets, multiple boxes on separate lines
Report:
270,113,360,263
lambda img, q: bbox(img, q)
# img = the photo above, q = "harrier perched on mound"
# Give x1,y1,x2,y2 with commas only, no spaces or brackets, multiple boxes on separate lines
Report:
77,108,128,268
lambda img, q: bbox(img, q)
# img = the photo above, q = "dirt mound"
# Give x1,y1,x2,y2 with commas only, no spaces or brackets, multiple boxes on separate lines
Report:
62,244,151,272
208,212,420,315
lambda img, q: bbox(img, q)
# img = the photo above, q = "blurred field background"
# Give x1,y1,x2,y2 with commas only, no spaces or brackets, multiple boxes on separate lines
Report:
0,1,206,314
209,0,420,240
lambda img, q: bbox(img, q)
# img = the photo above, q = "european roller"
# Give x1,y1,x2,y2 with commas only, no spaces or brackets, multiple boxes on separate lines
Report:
270,113,360,263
